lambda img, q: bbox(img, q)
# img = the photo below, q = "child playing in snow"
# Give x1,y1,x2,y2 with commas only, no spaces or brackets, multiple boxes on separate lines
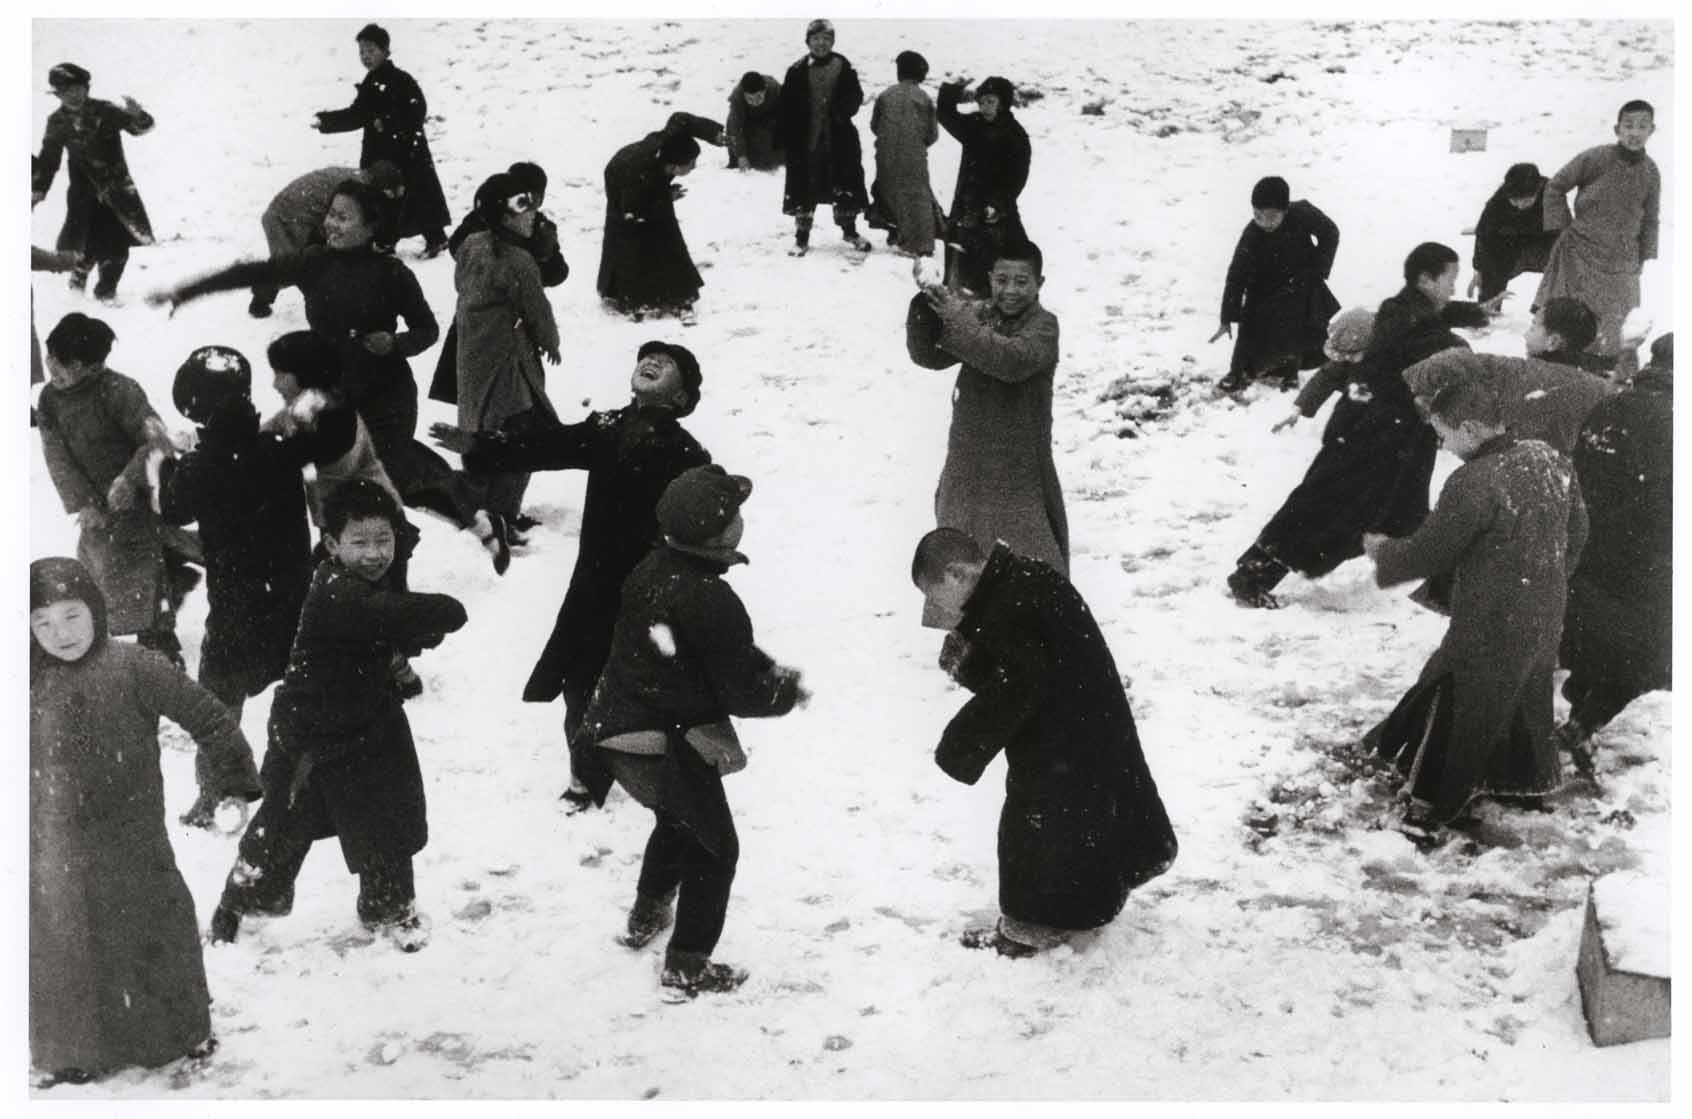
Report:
780,19,873,256
30,557,261,1087
431,341,712,810
36,312,187,665
209,479,468,950
1210,175,1341,393
1534,100,1661,367
906,240,1068,614
725,71,784,171
1362,380,1587,844
578,465,809,999
936,74,1030,294
1227,307,1431,608
1524,296,1607,373
1469,162,1558,304
911,529,1177,956
158,346,315,827
1402,346,1616,459
868,50,942,256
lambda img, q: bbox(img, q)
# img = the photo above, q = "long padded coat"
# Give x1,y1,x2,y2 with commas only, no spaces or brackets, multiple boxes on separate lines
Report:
31,604,260,1075
315,59,452,239
33,99,155,259
940,544,1177,930
779,52,870,214
1365,436,1588,824
1534,144,1660,358
1402,349,1619,456
597,113,723,310
907,293,1069,579
869,81,942,255
453,228,559,434
1219,199,1341,377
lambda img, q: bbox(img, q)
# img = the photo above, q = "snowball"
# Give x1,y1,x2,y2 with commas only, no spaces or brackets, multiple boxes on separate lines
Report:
649,624,677,657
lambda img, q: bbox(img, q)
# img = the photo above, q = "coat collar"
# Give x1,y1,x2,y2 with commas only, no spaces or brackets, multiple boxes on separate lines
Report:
662,539,748,570
1470,432,1517,461
958,542,1017,624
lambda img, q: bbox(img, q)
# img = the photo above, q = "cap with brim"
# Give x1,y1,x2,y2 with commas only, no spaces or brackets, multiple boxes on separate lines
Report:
657,465,752,546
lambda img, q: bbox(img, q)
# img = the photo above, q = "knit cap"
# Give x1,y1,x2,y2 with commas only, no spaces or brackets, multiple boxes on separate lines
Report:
1323,307,1375,360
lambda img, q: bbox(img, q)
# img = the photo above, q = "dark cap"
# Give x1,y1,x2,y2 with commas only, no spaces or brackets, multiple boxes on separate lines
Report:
47,62,90,91
637,340,703,416
1250,175,1290,210
657,465,752,545
976,75,1015,107
356,23,390,50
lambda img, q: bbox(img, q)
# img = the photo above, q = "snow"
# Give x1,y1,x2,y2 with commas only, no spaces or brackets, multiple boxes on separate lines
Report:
19,13,1674,1103
1593,870,1670,979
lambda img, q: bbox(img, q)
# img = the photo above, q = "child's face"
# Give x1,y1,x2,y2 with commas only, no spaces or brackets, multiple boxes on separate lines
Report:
272,370,305,403
1252,207,1286,232
323,193,375,251
988,259,1041,316
977,93,1002,122
743,89,766,108
918,566,976,630
31,599,95,662
1523,310,1561,357
325,515,397,583
1429,415,1495,461
43,353,93,389
1416,262,1459,308
666,158,698,179
1615,110,1655,152
357,41,388,70
52,84,90,112
807,32,833,59
631,352,687,409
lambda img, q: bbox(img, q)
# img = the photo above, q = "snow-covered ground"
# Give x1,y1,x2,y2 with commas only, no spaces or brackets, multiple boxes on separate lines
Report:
20,15,1673,1101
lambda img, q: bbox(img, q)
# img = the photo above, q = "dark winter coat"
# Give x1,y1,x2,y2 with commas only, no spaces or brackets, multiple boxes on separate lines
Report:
597,113,723,311
725,75,784,170
316,59,452,238
34,99,156,258
907,292,1069,581
1472,177,1557,298
453,228,559,433
780,52,870,213
170,246,439,455
1366,436,1588,824
36,367,169,636
1561,367,1672,722
936,83,1030,228
31,625,260,1075
1220,200,1341,377
1402,349,1619,456
580,544,802,808
939,544,1177,930
465,402,711,706
157,405,314,698
870,81,943,255
430,209,567,406
1535,144,1660,358
266,561,466,869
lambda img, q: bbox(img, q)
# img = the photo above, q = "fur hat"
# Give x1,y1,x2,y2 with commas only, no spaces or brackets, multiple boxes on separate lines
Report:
637,340,703,416
657,465,752,546
173,345,253,424
1250,176,1290,210
1323,308,1376,360
976,76,1015,108
47,62,90,91
356,23,390,50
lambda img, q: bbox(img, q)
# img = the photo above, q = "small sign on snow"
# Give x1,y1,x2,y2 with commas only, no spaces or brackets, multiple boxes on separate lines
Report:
1450,128,1488,153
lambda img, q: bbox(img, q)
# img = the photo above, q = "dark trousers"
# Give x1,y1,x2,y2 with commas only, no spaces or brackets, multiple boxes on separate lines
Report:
71,204,132,298
606,749,739,967
220,795,416,927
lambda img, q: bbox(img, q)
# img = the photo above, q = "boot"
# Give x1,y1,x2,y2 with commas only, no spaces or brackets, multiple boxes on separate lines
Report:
789,216,813,257
840,218,871,253
660,958,748,1000
473,510,511,575
616,892,675,949
959,925,1040,958
1228,544,1288,609
209,905,241,944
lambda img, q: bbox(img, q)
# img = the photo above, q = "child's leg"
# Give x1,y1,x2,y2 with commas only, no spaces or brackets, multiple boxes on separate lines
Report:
219,795,313,919
92,248,128,300
356,855,416,927
793,207,815,247
661,814,739,972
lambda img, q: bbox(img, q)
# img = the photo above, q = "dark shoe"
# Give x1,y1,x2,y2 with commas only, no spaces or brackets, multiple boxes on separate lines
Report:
842,230,872,253
559,783,595,814
1396,805,1447,850
247,295,274,319
179,789,220,829
364,910,429,952
509,513,542,533
959,925,1040,958
1216,370,1249,394
68,271,89,294
660,960,748,1000
481,512,512,576
1227,574,1281,610
616,895,674,949
186,1036,219,1061
209,905,241,944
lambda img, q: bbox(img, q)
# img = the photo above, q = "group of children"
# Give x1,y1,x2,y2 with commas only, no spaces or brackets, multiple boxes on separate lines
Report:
25,19,1671,1090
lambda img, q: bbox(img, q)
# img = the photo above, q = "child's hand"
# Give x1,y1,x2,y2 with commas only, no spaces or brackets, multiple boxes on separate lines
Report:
106,473,138,512
1271,414,1299,434
1466,274,1480,298
1479,292,1509,316
361,331,396,356
542,345,562,366
145,289,180,315
1361,532,1389,560
428,421,472,453
121,95,146,117
670,183,687,200
1208,322,1232,343
78,503,108,531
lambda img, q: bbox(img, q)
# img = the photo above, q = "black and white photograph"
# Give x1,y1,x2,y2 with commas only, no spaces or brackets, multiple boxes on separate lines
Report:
13,2,1674,1102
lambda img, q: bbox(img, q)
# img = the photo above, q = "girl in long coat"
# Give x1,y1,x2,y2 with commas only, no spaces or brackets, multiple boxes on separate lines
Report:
597,114,724,317
454,174,561,521
29,558,261,1085
869,52,942,256
779,20,872,252
314,24,451,254
1533,105,1660,362
32,63,155,300
1364,407,1587,837
936,76,1030,294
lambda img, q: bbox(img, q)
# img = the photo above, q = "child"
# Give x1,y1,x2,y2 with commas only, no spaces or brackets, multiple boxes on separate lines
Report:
158,345,315,825
1362,380,1587,844
911,529,1177,956
314,23,452,257
32,62,155,300
209,479,468,950
1228,308,1429,608
1523,296,1609,374
578,465,808,998
868,50,942,256
725,71,784,171
598,114,724,321
1557,331,1672,771
30,557,261,1087
1211,176,1341,393
36,312,185,663
249,159,405,318
1534,100,1661,365
906,241,1068,613
431,341,711,808
1402,346,1617,457
936,74,1030,293
1470,162,1558,303
780,19,873,256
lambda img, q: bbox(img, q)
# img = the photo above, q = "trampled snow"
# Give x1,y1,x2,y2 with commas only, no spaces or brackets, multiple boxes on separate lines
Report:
23,16,1672,1101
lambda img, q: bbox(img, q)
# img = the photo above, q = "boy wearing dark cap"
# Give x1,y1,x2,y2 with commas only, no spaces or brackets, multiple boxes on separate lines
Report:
314,24,452,258
578,465,808,999
1470,162,1558,303
32,62,156,301
249,160,406,318
1210,175,1341,393
780,19,873,255
432,342,712,808
726,72,785,171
